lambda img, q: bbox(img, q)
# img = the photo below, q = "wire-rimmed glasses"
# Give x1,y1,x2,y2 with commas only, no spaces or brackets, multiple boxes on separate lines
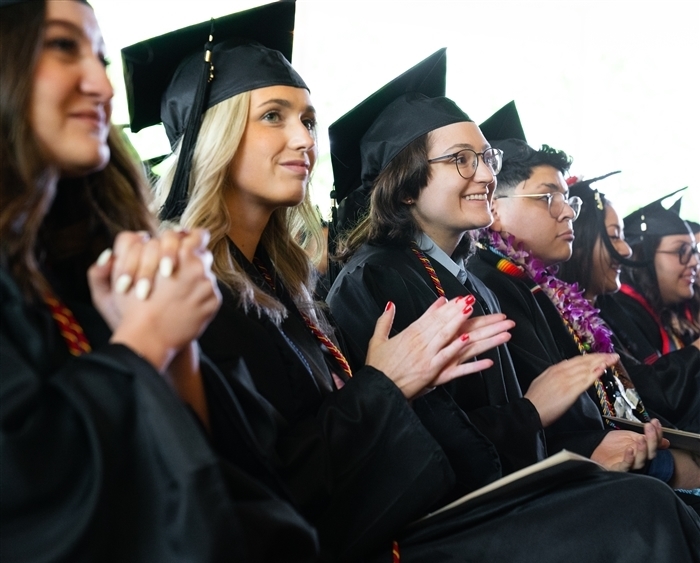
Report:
427,147,503,180
494,192,583,220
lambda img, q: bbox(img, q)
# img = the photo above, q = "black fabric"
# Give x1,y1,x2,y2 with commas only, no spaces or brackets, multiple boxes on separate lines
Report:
468,248,610,456
598,292,700,432
121,1,300,135
198,248,700,561
478,100,526,143
326,241,547,475
198,252,506,560
0,265,318,563
329,49,448,204
623,187,691,245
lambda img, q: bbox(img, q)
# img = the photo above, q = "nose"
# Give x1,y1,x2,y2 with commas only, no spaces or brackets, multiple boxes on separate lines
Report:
80,55,114,104
617,238,633,259
290,119,316,153
474,155,495,184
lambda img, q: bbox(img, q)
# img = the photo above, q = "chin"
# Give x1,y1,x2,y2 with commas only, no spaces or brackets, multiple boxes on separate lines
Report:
60,151,110,177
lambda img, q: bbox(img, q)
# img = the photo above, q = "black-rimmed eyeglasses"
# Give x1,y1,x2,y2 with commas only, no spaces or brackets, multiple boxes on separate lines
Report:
427,147,503,180
656,242,700,266
493,192,583,221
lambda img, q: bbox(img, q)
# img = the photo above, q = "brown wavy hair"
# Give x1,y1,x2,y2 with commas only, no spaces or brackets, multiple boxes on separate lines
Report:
0,0,154,299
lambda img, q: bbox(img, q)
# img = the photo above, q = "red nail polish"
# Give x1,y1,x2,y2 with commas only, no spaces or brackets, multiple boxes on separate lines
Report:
462,305,473,314
455,296,465,302
385,301,394,312
465,294,476,305
460,333,470,342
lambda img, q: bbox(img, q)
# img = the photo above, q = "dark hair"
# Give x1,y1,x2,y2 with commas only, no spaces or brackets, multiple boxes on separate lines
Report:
493,141,573,196
558,196,608,294
336,130,473,262
621,235,700,344
0,0,154,299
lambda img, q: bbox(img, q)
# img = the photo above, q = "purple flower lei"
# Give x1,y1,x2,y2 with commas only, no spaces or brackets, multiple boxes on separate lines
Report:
482,229,615,354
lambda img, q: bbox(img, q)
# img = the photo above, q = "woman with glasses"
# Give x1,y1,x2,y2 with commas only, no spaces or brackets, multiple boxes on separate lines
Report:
594,191,700,422
557,178,700,433
328,74,628,476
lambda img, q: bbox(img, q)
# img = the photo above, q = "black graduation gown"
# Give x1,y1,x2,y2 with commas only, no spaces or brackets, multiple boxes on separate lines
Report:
200,247,700,563
327,242,546,475
468,248,612,457
598,292,700,433
0,264,318,563
199,249,506,561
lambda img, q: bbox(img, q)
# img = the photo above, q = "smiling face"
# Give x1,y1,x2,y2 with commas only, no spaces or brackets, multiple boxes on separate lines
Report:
587,203,633,299
491,164,575,267
30,0,113,176
228,85,317,216
410,121,495,254
654,233,698,305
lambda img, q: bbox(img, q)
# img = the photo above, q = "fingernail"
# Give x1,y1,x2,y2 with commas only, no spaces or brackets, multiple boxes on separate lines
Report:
134,278,151,301
460,333,470,342
159,256,174,278
455,296,465,302
462,305,473,314
115,274,132,294
96,248,112,266
385,301,394,312
465,294,476,305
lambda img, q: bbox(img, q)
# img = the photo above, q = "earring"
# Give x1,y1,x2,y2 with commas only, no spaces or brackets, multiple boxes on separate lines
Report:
405,198,414,204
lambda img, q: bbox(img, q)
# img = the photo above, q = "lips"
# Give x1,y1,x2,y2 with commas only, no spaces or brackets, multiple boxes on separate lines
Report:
280,160,310,176
558,230,575,241
69,108,106,130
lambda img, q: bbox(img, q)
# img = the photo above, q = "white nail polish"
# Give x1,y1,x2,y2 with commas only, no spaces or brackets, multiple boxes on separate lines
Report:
159,256,174,278
96,248,112,266
134,278,151,301
115,274,132,294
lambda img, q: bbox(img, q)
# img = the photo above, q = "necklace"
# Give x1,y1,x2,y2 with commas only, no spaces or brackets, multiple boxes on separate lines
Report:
480,230,649,423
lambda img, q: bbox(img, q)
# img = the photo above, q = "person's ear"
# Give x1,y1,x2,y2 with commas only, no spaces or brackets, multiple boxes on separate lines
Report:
490,198,504,233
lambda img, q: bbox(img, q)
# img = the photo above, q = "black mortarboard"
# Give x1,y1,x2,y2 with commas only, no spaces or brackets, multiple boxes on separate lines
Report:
568,171,642,267
329,49,469,204
569,171,621,210
480,101,529,167
122,1,306,220
686,220,700,235
623,187,691,245
479,101,526,145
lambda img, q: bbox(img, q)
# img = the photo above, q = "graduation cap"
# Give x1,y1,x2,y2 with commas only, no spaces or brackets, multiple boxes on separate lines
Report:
623,187,691,245
121,1,306,220
329,48,472,205
479,101,526,145
567,171,644,267
479,101,528,166
568,171,621,211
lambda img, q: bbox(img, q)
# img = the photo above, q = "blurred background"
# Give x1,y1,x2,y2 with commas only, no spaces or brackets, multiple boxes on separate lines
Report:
92,0,700,222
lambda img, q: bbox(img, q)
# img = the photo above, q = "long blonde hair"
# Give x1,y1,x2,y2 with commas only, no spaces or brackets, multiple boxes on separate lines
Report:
156,92,324,326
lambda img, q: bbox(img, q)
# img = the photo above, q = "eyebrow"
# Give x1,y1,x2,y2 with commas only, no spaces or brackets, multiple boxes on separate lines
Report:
442,142,491,153
257,98,316,114
531,182,568,195
44,19,106,51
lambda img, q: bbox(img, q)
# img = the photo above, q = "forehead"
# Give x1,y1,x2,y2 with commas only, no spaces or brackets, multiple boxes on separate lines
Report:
45,0,104,50
604,202,622,226
518,164,567,194
659,233,694,247
249,85,313,108
429,121,486,151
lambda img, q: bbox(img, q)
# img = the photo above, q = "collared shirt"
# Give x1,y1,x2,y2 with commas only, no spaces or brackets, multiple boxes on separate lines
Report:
415,232,467,284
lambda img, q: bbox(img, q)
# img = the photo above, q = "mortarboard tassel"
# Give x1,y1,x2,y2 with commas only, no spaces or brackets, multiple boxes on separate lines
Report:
160,21,215,222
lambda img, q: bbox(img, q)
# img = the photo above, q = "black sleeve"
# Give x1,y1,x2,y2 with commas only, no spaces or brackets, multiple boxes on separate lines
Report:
468,258,608,457
621,345,700,433
329,261,546,474
1,292,316,563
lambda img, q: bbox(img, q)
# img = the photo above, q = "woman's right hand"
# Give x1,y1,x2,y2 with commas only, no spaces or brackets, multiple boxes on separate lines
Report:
365,297,514,400
90,229,221,373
